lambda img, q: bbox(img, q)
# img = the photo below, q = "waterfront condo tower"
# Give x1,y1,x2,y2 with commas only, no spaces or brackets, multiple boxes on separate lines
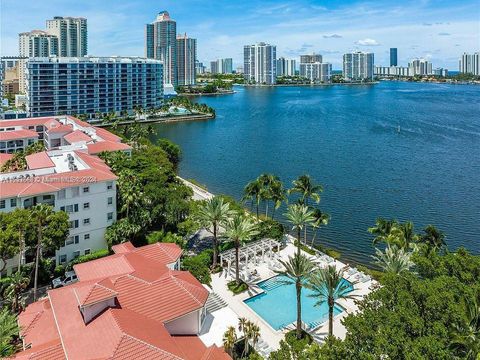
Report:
409,58,433,75
390,48,398,67
46,16,88,57
276,57,296,76
18,30,59,57
300,54,323,64
145,11,177,86
25,57,163,118
343,51,374,81
210,58,233,74
176,33,197,86
459,52,480,76
299,62,332,83
243,43,277,85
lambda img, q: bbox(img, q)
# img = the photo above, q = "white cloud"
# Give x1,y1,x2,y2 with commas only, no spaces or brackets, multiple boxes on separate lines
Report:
355,38,381,46
323,34,342,38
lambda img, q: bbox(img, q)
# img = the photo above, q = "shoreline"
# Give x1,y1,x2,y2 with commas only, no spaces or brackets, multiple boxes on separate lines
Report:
180,90,235,96
95,113,215,127
239,82,379,87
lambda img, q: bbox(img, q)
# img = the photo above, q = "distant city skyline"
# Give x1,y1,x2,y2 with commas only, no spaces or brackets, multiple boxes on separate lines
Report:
1,0,479,69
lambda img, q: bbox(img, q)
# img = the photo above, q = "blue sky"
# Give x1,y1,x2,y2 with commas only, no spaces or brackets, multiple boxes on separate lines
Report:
1,0,479,69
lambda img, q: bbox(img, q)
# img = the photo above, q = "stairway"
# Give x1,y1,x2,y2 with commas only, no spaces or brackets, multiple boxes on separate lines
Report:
206,292,228,313
259,277,284,291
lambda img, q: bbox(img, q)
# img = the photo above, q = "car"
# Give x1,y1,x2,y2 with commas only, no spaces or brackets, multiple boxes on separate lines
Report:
52,271,78,288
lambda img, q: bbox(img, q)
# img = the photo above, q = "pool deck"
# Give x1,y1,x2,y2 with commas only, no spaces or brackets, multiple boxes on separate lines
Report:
210,237,377,353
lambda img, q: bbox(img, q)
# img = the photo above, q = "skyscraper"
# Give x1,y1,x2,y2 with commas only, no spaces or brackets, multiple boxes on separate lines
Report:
243,43,277,85
390,48,398,66
176,33,196,86
409,59,433,75
209,58,233,74
276,57,296,76
46,16,88,57
19,30,59,57
299,62,332,83
343,52,374,81
145,11,177,86
459,52,480,75
300,54,323,64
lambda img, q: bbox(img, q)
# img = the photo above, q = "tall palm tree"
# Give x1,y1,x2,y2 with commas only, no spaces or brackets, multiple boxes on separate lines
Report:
195,197,233,268
450,293,480,360
257,173,277,217
242,180,261,217
396,221,419,250
284,204,315,256
368,218,398,245
276,254,315,339
307,265,358,337
310,208,330,247
270,180,287,220
420,224,446,253
4,271,29,313
223,326,237,358
31,204,55,301
224,213,258,285
372,245,414,274
288,174,323,207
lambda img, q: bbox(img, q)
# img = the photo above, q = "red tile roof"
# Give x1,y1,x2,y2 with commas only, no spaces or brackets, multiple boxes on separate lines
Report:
25,152,55,170
0,129,38,141
15,242,230,360
63,130,93,144
0,153,13,166
87,140,132,154
112,242,136,254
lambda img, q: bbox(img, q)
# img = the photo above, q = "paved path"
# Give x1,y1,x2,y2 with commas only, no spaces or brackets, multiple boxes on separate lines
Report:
179,177,214,201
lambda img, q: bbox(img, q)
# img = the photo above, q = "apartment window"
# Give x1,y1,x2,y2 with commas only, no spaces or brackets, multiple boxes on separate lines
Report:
84,234,90,240
73,251,80,259
59,255,67,264
107,212,113,221
107,197,113,205
83,218,90,225
10,198,17,207
83,202,90,209
58,189,66,199
66,237,74,245
69,220,79,229
63,204,79,213
107,181,113,190
71,187,79,197
83,186,89,193
84,249,91,255
74,235,79,244
0,200,5,209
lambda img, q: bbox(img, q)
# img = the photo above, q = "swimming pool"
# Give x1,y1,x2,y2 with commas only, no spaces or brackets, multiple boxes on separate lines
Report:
244,275,353,330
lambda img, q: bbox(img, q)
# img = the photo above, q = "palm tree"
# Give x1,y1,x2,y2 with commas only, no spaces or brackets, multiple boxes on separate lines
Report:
284,204,315,256
31,204,54,301
396,221,419,250
372,245,414,274
195,197,233,269
310,208,330,247
450,293,480,360
0,308,19,357
118,169,143,219
420,224,446,253
257,173,277,217
224,213,258,285
223,326,237,358
270,180,287,220
242,180,261,217
288,174,323,207
276,253,315,339
368,218,398,245
4,271,29,313
307,265,358,337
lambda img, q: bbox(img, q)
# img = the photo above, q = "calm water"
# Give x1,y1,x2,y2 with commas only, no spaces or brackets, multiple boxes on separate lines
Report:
153,82,480,265
244,275,352,330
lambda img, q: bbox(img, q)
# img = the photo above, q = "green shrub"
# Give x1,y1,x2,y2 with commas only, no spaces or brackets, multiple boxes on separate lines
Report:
146,230,186,249
227,280,248,294
66,249,109,270
0,276,12,295
181,250,213,285
254,218,285,241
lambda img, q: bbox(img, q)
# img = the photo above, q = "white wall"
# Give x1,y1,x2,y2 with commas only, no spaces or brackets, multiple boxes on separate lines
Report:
164,309,201,335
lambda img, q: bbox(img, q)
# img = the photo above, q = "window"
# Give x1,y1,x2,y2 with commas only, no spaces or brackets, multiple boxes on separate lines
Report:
10,198,17,207
107,197,113,205
71,187,79,197
64,204,79,213
73,251,80,259
83,202,90,209
83,218,90,225
84,249,91,255
83,186,89,193
59,255,67,264
66,235,79,245
58,189,66,199
0,200,4,209
84,233,90,240
74,235,79,244
107,181,113,190
69,220,79,229
107,212,113,221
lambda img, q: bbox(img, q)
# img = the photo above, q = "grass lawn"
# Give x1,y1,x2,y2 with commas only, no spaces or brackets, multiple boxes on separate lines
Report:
227,280,248,294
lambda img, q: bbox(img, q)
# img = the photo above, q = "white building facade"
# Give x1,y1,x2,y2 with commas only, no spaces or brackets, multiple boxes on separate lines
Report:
299,62,332,83
176,33,197,86
459,52,479,76
409,59,433,76
343,52,374,81
45,16,88,57
374,66,414,77
276,57,296,77
244,43,277,85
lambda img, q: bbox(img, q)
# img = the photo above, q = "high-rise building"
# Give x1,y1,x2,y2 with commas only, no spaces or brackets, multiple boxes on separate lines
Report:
276,57,296,76
145,11,177,86
25,57,163,118
299,62,332,83
195,60,206,75
390,48,398,67
409,59,433,76
45,16,88,57
176,33,196,86
19,30,59,57
300,54,323,64
209,58,234,74
374,66,413,77
343,51,374,81
459,52,480,76
243,42,277,84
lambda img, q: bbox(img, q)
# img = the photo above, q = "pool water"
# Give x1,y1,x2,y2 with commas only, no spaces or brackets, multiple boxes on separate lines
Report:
244,275,353,330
